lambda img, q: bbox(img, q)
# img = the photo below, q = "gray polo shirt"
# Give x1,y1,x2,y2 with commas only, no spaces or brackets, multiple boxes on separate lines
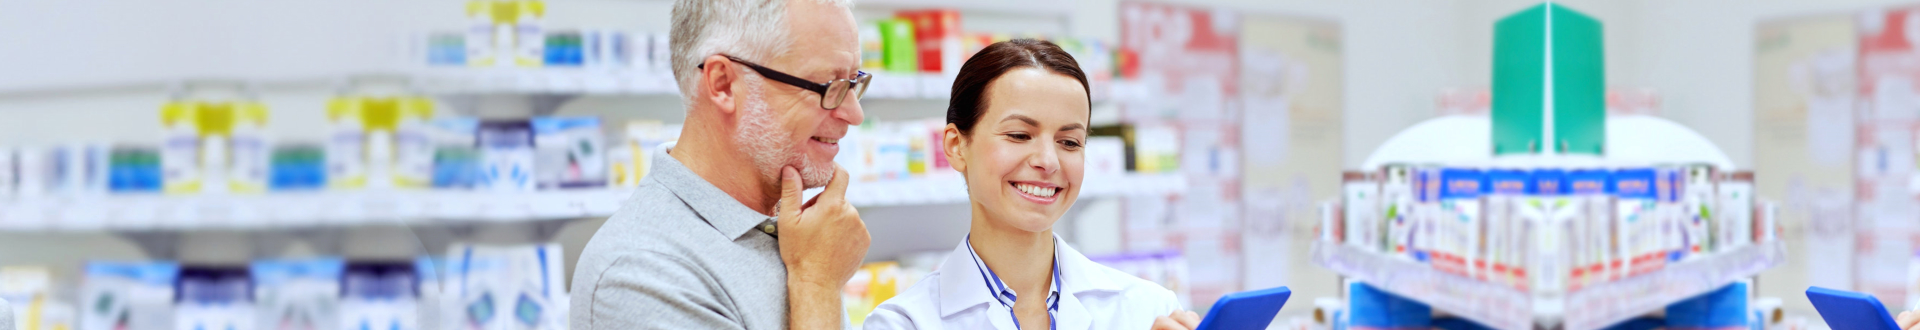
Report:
570,146,788,329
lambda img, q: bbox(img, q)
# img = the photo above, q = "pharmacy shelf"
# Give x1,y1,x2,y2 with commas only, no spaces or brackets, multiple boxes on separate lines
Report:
1310,241,1533,329
409,68,945,100
1563,240,1786,330
854,0,1076,17
0,188,633,231
0,173,1185,231
1310,240,1786,330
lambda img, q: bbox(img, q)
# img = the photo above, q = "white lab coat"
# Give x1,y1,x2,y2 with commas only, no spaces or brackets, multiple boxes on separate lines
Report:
864,235,1181,329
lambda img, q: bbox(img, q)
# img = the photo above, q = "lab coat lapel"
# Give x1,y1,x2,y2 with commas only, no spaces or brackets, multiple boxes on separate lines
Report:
1055,286,1092,330
938,239,996,318
1055,235,1114,330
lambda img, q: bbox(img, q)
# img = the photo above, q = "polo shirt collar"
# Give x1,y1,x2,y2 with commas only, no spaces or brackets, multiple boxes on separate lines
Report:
649,143,777,239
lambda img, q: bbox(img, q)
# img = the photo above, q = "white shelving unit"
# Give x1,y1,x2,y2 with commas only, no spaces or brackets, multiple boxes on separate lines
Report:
1311,240,1786,329
407,67,953,100
0,172,1185,231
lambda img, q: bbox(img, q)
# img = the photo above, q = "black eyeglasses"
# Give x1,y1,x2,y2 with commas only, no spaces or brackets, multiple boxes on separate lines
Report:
698,55,872,110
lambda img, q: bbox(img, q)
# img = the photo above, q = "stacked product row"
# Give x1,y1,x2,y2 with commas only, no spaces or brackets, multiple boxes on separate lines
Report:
422,0,650,69
0,244,564,330
0,96,615,199
1326,164,1779,294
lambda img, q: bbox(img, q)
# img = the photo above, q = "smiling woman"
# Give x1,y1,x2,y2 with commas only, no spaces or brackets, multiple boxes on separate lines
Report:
861,39,1199,330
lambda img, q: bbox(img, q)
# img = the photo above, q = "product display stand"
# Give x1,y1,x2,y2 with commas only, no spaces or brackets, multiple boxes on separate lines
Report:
1318,4,1781,329
1320,241,1779,329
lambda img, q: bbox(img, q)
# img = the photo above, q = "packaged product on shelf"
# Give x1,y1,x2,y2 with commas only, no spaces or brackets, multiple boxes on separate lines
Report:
443,243,567,330
1340,171,1379,252
844,262,909,326
1432,169,1484,278
1757,201,1777,243
174,266,253,330
1525,169,1570,294
1681,165,1716,254
0,147,13,199
542,30,583,67
342,261,423,330
841,121,877,182
1084,137,1127,178
1319,200,1341,243
15,146,47,199
267,144,327,191
1410,167,1443,261
610,121,676,187
906,123,929,176
648,33,672,75
1484,169,1528,285
347,97,438,190
1719,171,1754,249
1132,124,1180,174
3,266,74,330
415,257,443,330
1568,169,1613,288
80,261,178,330
465,0,499,67
531,117,606,189
326,98,368,189
1380,165,1416,257
228,102,271,194
898,9,962,74
860,24,885,70
1655,168,1686,260
513,0,546,67
428,32,468,66
1613,168,1663,277
430,118,483,190
478,120,537,192
251,258,343,330
48,143,110,197
161,102,201,194
108,146,164,193
875,123,910,181
877,19,918,74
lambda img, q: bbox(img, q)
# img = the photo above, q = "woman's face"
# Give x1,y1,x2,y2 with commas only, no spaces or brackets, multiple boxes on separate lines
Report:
946,67,1091,233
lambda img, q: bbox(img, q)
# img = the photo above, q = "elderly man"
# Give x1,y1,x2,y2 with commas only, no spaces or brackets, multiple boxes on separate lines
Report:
568,0,871,328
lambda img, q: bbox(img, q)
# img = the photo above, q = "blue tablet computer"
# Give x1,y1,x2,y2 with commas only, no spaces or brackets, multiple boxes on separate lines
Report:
1806,286,1901,330
1196,286,1291,330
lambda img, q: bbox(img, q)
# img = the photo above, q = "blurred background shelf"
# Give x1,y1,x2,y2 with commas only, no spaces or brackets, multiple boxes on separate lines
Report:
1564,241,1786,330
1310,241,1532,329
1311,240,1787,329
0,172,1184,232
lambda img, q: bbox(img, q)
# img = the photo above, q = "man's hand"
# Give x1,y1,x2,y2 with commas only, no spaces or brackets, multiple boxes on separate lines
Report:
778,165,869,329
1150,310,1200,330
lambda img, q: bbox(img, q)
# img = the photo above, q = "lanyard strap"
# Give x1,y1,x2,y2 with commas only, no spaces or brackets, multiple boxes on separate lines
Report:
965,236,1061,330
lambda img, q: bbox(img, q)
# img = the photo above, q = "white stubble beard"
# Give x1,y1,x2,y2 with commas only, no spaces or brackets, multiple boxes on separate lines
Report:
735,76,835,188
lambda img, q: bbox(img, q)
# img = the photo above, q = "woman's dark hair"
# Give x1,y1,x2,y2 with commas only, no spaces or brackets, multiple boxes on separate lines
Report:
947,39,1090,135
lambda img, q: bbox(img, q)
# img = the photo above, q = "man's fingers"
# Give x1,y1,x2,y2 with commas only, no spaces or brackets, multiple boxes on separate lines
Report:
777,166,804,223
1174,310,1200,328
1901,310,1919,329
816,164,851,204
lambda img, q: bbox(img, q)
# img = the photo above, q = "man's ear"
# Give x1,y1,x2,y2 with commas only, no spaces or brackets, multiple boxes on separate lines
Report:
943,123,967,174
702,55,738,115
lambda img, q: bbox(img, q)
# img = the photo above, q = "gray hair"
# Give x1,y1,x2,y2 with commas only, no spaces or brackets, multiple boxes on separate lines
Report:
670,0,852,100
